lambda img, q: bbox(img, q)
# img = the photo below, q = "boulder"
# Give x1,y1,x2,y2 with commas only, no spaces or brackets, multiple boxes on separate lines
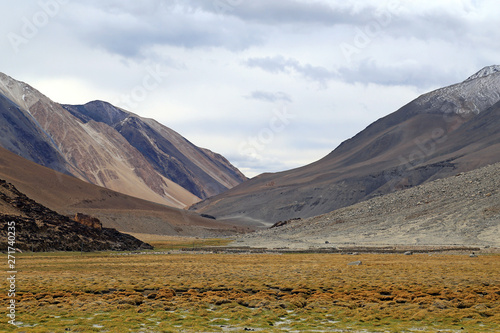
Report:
74,213,102,230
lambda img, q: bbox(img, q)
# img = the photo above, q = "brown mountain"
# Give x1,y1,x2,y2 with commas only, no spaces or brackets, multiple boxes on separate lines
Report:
0,146,252,237
63,101,247,199
191,66,500,225
0,72,246,208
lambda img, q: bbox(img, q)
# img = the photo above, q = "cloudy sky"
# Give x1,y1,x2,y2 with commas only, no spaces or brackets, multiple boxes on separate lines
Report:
1,0,498,177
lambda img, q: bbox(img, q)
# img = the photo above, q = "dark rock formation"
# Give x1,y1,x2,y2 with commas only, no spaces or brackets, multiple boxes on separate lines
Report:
0,179,151,252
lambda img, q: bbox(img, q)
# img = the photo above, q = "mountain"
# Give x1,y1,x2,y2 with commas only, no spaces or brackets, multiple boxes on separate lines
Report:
0,145,252,237
63,101,247,199
0,178,152,252
0,72,246,208
235,162,500,248
0,82,70,176
191,66,500,224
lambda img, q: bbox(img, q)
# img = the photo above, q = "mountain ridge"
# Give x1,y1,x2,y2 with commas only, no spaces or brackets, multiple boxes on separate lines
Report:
63,100,247,199
191,67,500,224
0,72,246,207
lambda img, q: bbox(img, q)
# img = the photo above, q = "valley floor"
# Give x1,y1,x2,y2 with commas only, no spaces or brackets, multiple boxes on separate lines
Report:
1,245,499,332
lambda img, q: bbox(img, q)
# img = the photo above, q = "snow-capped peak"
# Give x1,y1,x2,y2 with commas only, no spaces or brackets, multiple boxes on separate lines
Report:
464,65,500,82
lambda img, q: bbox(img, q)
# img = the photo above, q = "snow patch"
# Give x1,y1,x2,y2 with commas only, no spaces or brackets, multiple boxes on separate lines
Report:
465,65,500,82
416,67,500,115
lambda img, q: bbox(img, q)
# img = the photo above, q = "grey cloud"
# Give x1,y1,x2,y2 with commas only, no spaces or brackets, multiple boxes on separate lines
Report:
244,56,337,85
337,59,463,88
246,91,292,103
63,0,383,59
245,56,295,74
62,1,264,58
337,2,498,51
86,22,261,57
193,0,374,26
371,12,468,44
62,0,489,63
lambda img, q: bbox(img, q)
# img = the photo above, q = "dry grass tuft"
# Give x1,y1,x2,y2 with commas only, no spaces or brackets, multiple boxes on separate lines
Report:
0,252,498,332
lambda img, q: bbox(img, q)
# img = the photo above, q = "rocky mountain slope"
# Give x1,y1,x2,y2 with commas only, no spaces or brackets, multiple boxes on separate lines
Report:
192,66,500,224
63,101,247,199
0,146,251,237
235,162,500,248
0,90,71,176
0,179,151,252
0,72,246,207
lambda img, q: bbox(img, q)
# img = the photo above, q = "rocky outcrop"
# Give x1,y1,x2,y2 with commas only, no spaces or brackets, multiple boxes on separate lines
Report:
0,179,152,252
74,213,102,230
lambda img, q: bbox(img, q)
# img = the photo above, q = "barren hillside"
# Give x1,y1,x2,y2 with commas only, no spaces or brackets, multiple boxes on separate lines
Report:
236,162,500,248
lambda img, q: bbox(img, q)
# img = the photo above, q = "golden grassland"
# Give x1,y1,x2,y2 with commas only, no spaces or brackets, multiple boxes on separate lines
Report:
0,243,499,332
